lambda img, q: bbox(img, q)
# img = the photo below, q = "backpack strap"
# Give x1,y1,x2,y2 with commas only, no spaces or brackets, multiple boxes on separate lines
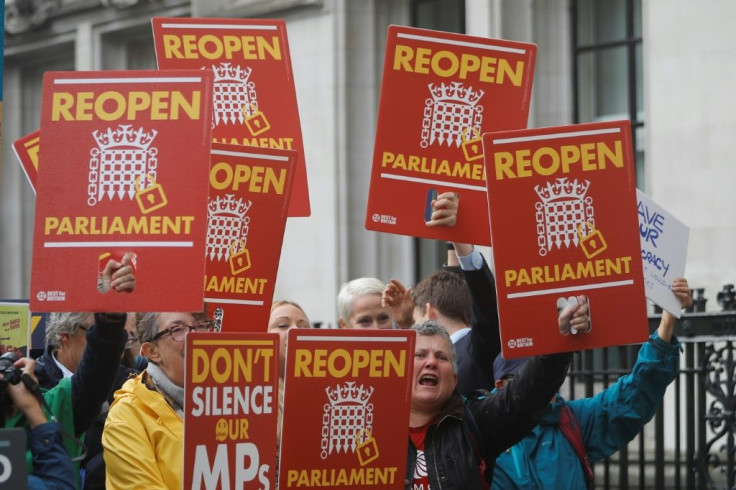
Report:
558,404,594,488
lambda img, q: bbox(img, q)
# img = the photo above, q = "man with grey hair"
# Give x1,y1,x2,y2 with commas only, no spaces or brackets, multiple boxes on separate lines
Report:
406,297,586,488
36,312,96,389
337,277,393,329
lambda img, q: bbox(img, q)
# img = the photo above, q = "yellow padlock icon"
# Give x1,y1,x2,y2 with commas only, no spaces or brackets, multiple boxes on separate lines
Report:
461,127,484,162
355,428,379,466
229,240,252,275
244,103,271,136
577,221,608,259
134,173,168,215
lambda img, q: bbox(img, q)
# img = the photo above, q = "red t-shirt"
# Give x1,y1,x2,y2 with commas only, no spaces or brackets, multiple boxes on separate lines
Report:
409,424,432,490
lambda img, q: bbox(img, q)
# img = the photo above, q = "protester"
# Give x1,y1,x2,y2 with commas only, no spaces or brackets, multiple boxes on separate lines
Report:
122,314,147,372
491,278,693,489
267,300,312,444
32,255,137,489
78,313,141,489
384,242,502,395
268,300,311,377
337,277,393,329
337,191,460,331
36,313,138,391
102,310,212,489
2,310,127,490
406,299,585,488
1,357,76,490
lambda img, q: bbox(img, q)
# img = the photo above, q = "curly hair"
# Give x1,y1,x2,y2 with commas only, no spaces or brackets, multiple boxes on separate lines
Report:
412,320,458,374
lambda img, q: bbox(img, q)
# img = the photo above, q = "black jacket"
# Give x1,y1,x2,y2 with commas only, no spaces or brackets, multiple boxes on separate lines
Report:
406,351,573,489
454,256,502,395
35,313,127,436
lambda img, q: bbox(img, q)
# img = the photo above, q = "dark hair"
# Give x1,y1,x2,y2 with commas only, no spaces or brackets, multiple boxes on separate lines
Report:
411,271,472,325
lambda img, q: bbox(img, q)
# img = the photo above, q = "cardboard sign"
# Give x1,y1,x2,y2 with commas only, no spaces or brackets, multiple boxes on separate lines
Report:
31,70,213,312
483,120,647,358
0,301,30,357
12,130,40,193
204,143,295,332
366,25,536,244
637,190,689,317
279,329,415,489
184,332,279,489
0,299,45,353
152,17,310,218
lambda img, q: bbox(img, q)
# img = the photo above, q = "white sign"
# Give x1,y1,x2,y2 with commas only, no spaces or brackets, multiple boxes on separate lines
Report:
637,190,689,317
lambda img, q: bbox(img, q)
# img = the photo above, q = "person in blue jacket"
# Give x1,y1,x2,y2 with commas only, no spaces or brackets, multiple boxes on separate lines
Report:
491,277,692,490
2,356,76,490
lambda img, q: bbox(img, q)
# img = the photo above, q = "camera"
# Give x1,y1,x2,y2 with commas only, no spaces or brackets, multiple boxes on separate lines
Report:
0,352,22,386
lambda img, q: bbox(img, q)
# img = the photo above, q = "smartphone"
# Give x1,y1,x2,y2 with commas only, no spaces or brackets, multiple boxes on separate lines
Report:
424,188,438,222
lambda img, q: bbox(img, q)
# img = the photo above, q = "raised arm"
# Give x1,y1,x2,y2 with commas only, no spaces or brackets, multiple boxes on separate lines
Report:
453,244,502,383
572,278,693,461
71,312,127,435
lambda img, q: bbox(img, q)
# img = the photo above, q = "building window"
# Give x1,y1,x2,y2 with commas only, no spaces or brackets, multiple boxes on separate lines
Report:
410,0,465,282
573,0,644,187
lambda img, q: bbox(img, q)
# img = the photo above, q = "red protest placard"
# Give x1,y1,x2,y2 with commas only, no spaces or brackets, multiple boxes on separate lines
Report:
184,332,279,489
366,25,536,244
12,130,40,193
483,120,647,358
279,329,415,489
31,70,213,312
152,17,310,218
204,143,295,332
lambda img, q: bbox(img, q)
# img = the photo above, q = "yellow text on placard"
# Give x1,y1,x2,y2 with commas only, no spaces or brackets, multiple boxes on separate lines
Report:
162,34,281,61
293,349,406,378
493,141,624,180
393,44,524,86
210,162,286,194
51,90,201,121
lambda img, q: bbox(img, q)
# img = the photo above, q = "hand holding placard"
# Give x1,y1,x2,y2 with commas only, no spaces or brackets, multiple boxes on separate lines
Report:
657,278,693,343
425,191,459,228
98,252,137,294
558,295,591,336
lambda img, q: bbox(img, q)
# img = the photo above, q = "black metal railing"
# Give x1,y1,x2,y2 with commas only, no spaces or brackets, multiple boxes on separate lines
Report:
564,305,736,489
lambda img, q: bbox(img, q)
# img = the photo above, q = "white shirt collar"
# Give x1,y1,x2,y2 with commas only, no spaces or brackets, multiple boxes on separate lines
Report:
52,351,74,378
450,327,471,343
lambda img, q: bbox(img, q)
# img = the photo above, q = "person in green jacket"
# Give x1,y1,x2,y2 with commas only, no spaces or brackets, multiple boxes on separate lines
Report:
492,278,692,490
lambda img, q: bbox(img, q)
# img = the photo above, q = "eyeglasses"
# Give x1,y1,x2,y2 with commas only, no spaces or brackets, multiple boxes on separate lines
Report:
149,320,213,343
125,331,139,349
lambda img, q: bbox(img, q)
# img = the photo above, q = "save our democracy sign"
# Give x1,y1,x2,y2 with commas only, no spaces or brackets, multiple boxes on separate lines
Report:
203,143,296,332
637,189,689,317
152,17,311,218
366,25,535,244
31,70,213,312
184,332,279,489
483,120,647,358
279,329,415,489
